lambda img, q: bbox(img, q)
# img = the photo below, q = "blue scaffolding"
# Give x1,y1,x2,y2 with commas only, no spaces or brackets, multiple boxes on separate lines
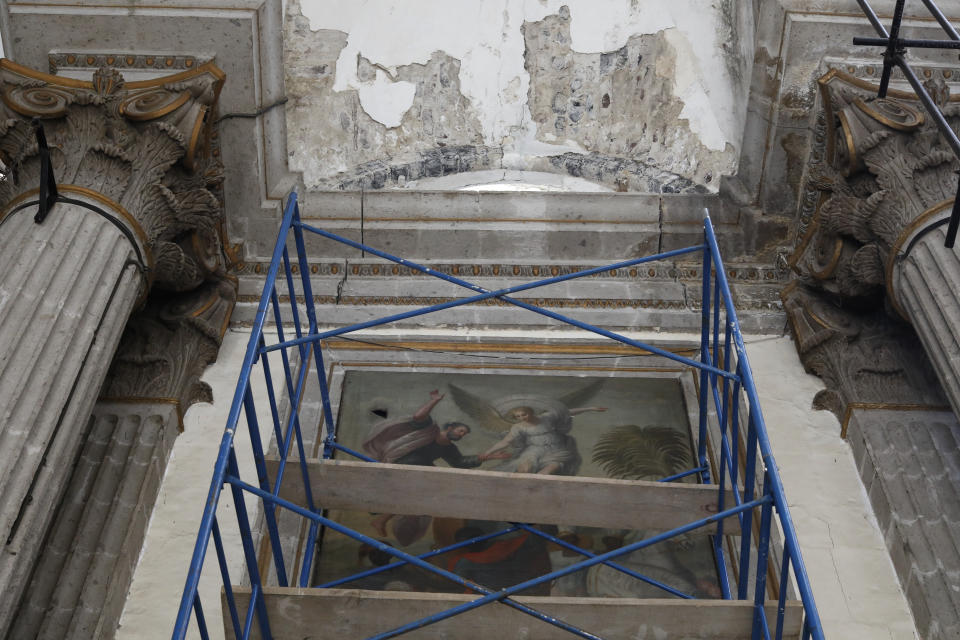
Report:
173,190,824,639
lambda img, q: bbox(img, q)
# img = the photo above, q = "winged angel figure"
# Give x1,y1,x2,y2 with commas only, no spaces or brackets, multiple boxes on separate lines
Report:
448,380,607,476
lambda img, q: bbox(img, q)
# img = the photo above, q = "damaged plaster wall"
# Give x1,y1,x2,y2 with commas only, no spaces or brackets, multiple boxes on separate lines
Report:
286,0,755,192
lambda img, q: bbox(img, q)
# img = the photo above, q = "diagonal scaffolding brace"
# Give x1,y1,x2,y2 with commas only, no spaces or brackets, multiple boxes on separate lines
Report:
173,191,825,640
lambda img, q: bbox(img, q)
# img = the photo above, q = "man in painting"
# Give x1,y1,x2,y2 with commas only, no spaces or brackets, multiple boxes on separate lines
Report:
362,389,508,540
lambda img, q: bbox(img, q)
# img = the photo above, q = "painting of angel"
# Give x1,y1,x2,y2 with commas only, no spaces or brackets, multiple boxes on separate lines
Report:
312,369,720,599
447,380,607,475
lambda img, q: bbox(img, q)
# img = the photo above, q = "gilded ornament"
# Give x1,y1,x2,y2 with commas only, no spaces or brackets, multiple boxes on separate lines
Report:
119,89,190,121
2,85,73,118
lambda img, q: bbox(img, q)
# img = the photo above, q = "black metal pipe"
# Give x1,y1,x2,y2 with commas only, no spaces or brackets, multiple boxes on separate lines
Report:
856,0,891,37
880,0,908,97
893,54,960,157
920,0,960,41
946,179,960,248
854,0,960,248
854,36,960,49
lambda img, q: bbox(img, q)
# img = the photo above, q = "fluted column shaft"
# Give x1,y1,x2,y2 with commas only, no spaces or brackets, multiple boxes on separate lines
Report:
893,221,960,417
0,197,144,633
10,402,179,640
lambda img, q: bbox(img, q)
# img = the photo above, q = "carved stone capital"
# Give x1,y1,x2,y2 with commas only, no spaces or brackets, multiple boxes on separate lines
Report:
0,59,232,294
790,69,960,308
99,277,237,424
781,282,946,424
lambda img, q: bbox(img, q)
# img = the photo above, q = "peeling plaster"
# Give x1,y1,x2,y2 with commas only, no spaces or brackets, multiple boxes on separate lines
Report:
356,70,416,128
291,0,753,189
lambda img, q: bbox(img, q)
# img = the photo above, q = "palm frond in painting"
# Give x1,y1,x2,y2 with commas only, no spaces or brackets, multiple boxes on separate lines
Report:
591,425,692,480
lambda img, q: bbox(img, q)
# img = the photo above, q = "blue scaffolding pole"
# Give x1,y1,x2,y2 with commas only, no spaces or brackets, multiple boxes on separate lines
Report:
172,190,824,640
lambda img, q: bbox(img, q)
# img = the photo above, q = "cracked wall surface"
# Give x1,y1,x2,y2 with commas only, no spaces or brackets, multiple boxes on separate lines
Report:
285,0,490,190
522,8,733,192
286,0,753,192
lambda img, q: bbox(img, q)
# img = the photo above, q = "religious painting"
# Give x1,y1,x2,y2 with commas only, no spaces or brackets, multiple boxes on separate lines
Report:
312,369,720,599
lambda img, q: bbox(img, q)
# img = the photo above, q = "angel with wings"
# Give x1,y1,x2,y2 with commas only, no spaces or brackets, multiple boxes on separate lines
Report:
448,380,607,476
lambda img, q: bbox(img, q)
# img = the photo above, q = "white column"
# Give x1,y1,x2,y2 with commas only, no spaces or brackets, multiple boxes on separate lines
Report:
893,219,960,417
0,196,145,632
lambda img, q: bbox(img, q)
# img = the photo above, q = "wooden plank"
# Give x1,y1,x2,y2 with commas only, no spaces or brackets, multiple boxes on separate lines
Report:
265,458,737,533
225,586,804,640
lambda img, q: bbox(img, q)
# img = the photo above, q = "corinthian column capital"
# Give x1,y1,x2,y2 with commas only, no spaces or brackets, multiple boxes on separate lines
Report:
790,69,960,308
0,59,230,294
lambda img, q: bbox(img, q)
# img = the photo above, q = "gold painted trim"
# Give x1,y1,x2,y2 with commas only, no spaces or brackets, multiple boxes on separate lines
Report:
787,192,830,273
60,184,155,283
885,198,954,321
322,339,696,357
840,402,952,439
818,70,840,165
818,67,960,103
816,67,959,174
218,299,234,339
336,361,684,373
2,85,70,118
189,292,218,318
836,109,859,176
806,305,837,331
98,396,184,432
0,58,90,88
780,279,799,296
0,188,41,218
0,58,225,105
853,97,924,131
184,104,208,170
1,185,155,300
808,236,844,280
119,90,189,121
185,285,236,339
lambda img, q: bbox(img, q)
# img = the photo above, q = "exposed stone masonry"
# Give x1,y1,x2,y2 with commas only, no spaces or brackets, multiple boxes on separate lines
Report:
846,409,960,640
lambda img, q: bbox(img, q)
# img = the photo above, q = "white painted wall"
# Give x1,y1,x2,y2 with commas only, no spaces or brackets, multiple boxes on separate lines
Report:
295,0,752,166
120,328,917,639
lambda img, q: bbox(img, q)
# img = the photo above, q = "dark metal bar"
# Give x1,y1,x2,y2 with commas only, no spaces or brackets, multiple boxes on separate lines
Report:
855,0,891,37
921,0,960,40
879,0,908,98
854,1,960,248
212,517,243,640
947,181,960,247
853,35,960,48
